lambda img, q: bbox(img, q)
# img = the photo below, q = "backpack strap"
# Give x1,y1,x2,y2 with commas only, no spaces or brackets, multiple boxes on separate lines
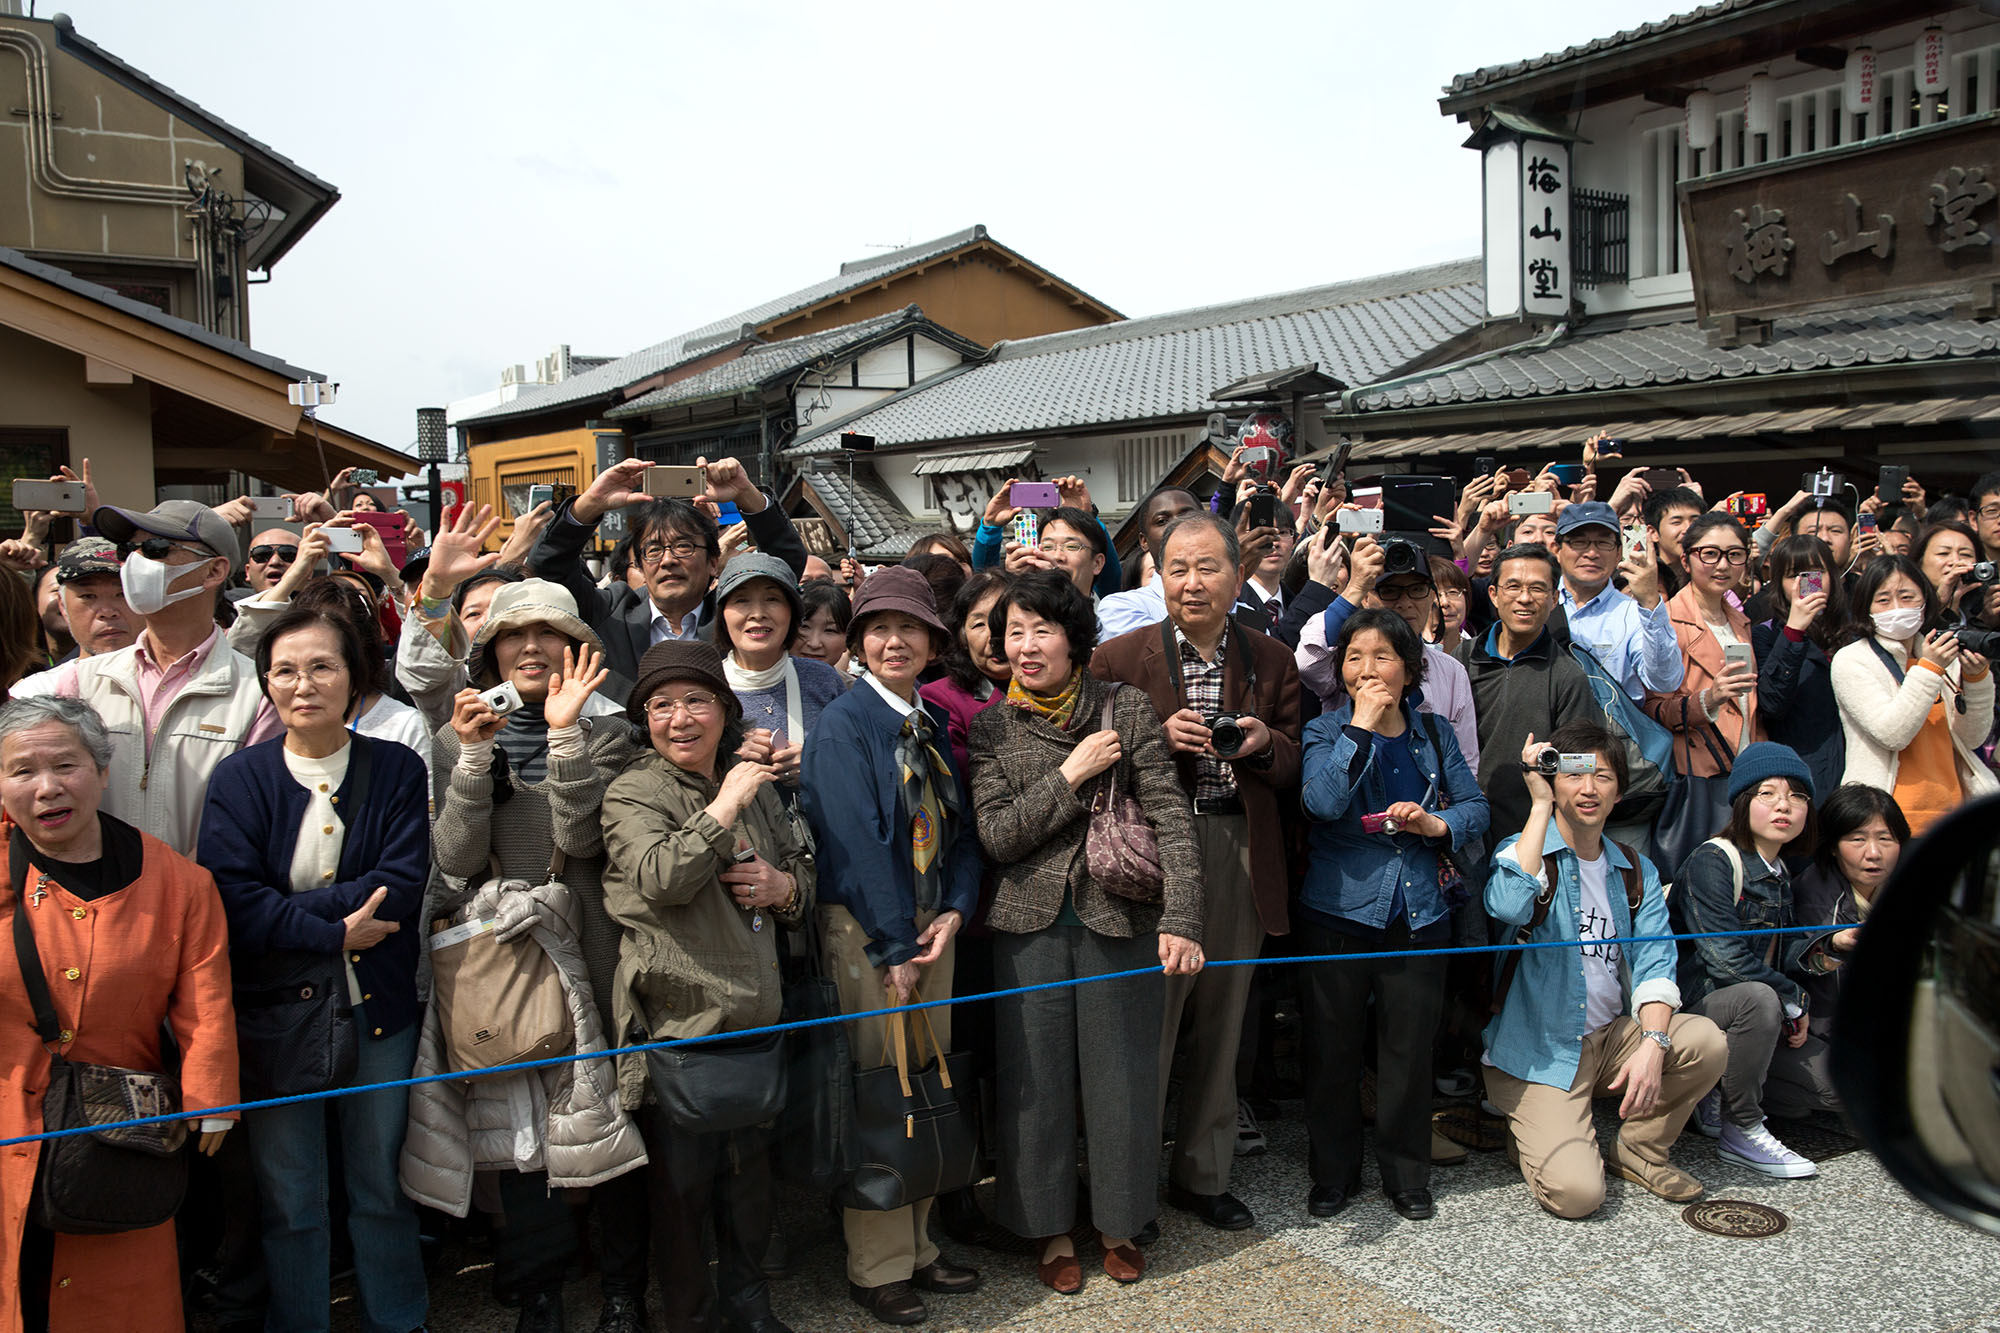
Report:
1703,836,1746,905
9,827,62,1046
1610,839,1644,914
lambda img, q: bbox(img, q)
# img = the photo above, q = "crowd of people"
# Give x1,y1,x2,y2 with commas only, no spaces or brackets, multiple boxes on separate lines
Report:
0,436,1985,1333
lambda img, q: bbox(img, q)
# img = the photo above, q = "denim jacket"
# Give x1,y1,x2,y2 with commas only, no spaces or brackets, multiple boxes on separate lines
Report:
1482,828,1679,1090
1300,697,1489,932
1669,839,1812,1014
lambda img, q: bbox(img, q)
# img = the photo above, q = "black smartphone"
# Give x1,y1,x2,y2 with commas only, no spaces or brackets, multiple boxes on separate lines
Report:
1636,467,1682,494
1474,456,1498,478
1246,492,1284,530
1877,465,1909,505
1598,438,1624,456
1321,439,1353,488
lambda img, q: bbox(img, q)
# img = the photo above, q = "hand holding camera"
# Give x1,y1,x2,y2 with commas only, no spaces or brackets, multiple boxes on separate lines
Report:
1362,801,1447,840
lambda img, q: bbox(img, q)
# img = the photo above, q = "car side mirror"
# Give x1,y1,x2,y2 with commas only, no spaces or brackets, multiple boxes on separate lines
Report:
1832,792,2000,1237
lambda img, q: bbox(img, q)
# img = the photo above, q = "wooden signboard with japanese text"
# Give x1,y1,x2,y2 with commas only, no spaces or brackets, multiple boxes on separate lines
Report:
1681,111,1998,325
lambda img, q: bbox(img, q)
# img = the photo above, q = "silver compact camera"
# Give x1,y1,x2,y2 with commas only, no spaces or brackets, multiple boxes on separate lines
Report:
478,681,523,718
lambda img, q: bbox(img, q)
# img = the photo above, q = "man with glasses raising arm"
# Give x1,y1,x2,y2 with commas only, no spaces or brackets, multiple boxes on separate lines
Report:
528,456,810,702
1552,502,1681,703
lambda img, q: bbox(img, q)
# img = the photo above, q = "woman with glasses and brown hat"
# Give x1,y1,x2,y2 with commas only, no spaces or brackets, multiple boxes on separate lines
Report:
599,639,815,1333
799,566,984,1327
712,552,848,785
415,578,652,1333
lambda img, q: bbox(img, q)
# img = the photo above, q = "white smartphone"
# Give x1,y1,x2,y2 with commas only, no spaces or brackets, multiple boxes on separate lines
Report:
1622,525,1646,559
1336,508,1384,535
1508,491,1555,517
249,496,295,522
1723,642,1755,672
478,681,523,717
322,527,365,555
11,479,88,514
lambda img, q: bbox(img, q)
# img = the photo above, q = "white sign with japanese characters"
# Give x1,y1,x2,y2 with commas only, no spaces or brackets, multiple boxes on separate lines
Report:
1520,138,1571,318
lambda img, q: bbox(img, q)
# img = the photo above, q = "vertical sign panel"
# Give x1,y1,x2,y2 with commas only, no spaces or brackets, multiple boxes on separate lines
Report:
1521,138,1571,317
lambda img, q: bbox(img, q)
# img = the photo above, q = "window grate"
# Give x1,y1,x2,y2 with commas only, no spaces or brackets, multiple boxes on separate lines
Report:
1570,190,1630,289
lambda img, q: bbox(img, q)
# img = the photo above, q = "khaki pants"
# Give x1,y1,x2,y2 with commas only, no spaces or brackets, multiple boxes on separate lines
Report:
1484,1012,1724,1219
821,904,956,1287
1158,814,1262,1195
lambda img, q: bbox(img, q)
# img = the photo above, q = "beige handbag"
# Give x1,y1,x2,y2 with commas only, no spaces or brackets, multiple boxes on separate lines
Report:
429,853,575,1072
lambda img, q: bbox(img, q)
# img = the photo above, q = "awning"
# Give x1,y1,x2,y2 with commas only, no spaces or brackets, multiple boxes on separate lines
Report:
910,443,1038,475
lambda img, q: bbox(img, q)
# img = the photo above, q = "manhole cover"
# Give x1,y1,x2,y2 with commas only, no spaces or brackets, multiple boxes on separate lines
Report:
1681,1199,1789,1238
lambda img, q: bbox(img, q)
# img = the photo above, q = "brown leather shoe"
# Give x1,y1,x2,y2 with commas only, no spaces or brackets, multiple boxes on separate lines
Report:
1606,1137,1705,1203
848,1280,927,1326
910,1258,981,1294
1035,1242,1083,1295
1102,1243,1145,1284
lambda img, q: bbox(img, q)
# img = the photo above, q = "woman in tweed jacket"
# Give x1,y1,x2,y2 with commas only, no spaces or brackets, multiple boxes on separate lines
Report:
966,570,1203,1294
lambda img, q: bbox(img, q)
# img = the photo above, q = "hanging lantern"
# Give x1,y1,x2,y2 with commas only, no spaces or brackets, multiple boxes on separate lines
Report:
1918,28,1951,97
1744,73,1777,137
1684,90,1718,150
1844,47,1877,111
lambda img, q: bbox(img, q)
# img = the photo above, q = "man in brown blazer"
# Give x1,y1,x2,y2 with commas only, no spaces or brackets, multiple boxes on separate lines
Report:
1092,512,1302,1231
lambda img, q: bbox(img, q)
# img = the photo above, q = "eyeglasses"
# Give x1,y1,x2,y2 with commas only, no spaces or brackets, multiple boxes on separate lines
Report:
265,661,347,690
1039,539,1095,557
1377,582,1433,604
1978,504,2000,521
117,537,212,562
1752,784,1807,809
1562,535,1619,553
1496,581,1552,599
248,544,300,564
1687,546,1749,567
644,691,721,720
640,540,705,566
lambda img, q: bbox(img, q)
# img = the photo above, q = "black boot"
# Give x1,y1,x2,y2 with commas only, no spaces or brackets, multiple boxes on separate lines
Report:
594,1293,651,1333
516,1289,565,1333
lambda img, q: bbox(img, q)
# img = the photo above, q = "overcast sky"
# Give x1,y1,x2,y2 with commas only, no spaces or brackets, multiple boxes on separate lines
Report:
65,0,1672,450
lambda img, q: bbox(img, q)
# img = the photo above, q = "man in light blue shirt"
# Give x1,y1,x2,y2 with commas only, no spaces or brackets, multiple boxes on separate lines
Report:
1552,502,1682,701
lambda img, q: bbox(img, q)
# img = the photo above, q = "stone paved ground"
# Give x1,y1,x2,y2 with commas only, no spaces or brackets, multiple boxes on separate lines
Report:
329,1104,2000,1332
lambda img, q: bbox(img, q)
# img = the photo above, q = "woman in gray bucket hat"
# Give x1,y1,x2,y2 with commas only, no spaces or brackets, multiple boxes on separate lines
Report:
410,578,655,1331
710,551,848,786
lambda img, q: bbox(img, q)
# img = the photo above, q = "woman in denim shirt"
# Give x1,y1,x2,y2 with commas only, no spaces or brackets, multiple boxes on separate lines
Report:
1298,609,1488,1222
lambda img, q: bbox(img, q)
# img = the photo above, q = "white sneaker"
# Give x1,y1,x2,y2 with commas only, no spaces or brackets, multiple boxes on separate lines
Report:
1234,1098,1267,1157
1717,1120,1817,1178
1693,1088,1723,1139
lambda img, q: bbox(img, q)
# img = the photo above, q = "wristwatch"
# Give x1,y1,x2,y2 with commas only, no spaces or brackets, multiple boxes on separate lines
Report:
1641,1028,1673,1053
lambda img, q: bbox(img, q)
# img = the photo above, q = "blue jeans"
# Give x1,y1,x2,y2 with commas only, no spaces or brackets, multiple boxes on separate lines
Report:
245,1006,426,1333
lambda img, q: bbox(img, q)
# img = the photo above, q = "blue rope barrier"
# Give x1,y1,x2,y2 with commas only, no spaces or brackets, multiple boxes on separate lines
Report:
0,921,1832,1149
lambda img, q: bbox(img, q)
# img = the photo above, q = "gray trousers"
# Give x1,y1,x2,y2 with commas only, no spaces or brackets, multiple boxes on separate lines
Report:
1691,980,1837,1126
1158,813,1262,1194
993,924,1163,1240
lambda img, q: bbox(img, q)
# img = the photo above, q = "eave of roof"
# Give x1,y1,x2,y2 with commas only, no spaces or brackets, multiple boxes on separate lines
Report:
459,224,1099,429
45,15,339,271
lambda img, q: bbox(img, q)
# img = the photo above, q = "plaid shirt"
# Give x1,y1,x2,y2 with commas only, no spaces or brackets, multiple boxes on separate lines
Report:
1176,623,1238,801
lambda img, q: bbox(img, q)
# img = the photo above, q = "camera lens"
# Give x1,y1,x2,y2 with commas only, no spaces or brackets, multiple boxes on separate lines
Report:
1209,715,1247,757
1381,538,1424,578
1969,561,1997,586
1954,626,2000,657
1534,748,1560,777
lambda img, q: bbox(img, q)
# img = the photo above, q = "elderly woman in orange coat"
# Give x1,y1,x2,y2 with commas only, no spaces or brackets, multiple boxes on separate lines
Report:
0,696,238,1333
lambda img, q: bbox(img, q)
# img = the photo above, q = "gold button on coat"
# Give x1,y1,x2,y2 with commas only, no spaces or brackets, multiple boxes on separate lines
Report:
63,968,79,981
70,906,86,920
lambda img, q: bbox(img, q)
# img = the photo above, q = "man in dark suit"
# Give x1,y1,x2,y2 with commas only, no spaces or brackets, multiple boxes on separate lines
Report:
527,456,809,700
1092,512,1302,1232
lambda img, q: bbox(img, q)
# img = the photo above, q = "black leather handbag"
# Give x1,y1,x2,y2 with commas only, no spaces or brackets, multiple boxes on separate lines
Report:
11,835,188,1235
232,951,360,1099
646,1028,790,1134
839,1005,981,1212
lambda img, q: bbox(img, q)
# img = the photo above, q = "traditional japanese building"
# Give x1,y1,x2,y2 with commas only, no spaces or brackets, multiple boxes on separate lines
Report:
1324,0,2000,492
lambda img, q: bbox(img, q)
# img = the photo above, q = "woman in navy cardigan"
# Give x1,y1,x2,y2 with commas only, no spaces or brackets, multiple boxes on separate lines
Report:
197,606,431,1333
800,567,983,1328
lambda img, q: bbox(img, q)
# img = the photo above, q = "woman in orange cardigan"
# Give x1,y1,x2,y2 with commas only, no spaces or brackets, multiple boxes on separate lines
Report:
0,696,237,1333
1644,514,1767,876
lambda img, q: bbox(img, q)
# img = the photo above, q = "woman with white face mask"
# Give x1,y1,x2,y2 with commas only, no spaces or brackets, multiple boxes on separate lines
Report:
1829,554,1997,834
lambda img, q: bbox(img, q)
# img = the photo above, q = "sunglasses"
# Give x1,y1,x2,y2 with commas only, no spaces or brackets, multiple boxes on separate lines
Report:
116,537,214,562
249,544,301,563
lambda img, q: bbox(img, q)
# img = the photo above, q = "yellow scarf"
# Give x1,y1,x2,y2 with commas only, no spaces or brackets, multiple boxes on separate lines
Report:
1007,672,1083,729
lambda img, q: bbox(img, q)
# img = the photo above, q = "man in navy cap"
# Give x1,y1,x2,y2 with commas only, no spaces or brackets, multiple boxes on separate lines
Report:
1553,501,1683,702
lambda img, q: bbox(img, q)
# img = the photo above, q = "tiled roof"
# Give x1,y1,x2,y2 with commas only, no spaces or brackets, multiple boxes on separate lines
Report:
1352,298,2000,412
604,309,921,419
0,244,315,380
459,225,1083,426
1444,0,1772,98
783,259,1484,457
909,444,1039,475
797,467,932,559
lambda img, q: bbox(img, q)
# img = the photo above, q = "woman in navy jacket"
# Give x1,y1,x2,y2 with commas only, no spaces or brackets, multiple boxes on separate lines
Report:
197,606,431,1333
1753,535,1848,803
1298,609,1488,1224
799,567,983,1327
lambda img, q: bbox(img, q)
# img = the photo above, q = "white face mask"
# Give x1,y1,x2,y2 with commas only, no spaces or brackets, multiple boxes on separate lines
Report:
1871,607,1924,641
120,552,212,617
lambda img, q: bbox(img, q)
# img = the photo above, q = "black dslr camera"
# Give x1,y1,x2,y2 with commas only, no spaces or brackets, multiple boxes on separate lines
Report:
1949,565,2000,656
1380,536,1427,579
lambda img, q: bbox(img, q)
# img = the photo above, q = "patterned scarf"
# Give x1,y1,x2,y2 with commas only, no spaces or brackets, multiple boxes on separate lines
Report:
1006,671,1084,730
897,709,959,910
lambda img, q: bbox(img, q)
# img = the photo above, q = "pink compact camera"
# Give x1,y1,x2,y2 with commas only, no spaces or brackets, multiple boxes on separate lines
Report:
1360,812,1403,835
